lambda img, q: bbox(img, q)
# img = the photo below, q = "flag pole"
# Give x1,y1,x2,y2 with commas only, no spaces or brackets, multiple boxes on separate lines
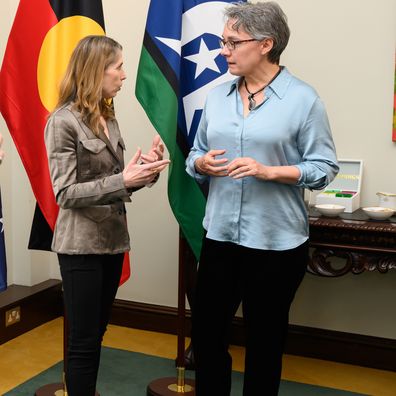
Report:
146,230,195,395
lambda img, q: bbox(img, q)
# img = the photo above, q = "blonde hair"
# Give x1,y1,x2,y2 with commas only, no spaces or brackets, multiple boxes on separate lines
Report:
56,35,123,136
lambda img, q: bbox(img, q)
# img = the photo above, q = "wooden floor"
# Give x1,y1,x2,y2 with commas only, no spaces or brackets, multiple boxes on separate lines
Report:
1,318,396,395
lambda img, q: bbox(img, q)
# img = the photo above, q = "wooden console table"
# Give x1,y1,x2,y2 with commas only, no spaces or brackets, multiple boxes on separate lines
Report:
308,208,396,277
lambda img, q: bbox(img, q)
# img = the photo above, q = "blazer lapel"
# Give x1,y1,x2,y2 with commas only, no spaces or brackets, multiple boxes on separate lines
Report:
97,128,122,164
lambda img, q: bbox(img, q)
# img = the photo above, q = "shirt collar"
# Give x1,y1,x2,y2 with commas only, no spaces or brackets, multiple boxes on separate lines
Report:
226,66,292,99
227,79,239,96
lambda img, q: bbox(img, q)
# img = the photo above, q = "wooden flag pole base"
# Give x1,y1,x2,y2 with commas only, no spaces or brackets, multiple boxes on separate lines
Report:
34,383,64,396
147,367,194,395
35,383,100,396
147,376,195,396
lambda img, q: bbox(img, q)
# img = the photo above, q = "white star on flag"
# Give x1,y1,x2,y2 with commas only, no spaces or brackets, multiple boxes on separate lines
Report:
155,37,181,56
184,38,221,79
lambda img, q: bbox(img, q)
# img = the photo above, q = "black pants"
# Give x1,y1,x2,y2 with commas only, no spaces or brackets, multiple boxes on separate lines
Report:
58,253,124,396
191,238,308,396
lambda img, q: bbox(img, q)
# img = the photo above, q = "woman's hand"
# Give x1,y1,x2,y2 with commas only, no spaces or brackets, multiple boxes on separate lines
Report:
195,149,228,176
227,157,266,179
140,134,165,164
227,157,301,184
123,147,170,188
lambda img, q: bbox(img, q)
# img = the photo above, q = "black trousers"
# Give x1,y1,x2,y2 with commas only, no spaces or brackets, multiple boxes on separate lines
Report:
191,238,308,396
58,253,124,396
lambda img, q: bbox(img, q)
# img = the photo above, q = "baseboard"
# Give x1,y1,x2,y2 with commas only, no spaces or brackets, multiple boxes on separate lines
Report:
1,284,394,372
0,279,63,345
111,298,396,372
286,324,396,372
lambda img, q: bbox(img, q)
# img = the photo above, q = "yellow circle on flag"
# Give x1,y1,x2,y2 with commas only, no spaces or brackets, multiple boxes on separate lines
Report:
37,16,105,112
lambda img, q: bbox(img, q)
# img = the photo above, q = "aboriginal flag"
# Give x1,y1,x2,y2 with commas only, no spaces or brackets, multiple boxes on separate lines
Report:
0,0,130,284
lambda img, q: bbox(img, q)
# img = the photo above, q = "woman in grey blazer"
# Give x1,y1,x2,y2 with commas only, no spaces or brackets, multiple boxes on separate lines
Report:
45,35,169,396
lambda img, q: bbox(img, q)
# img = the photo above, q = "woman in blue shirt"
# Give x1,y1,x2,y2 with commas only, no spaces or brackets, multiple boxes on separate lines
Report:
186,2,338,395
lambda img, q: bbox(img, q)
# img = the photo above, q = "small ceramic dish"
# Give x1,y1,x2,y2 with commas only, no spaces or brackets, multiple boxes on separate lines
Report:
314,204,346,217
362,206,394,220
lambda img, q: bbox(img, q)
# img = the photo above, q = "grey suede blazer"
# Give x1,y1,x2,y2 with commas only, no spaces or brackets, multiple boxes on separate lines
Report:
45,104,131,254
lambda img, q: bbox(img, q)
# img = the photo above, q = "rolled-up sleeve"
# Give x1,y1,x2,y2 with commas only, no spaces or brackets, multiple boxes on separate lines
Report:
295,98,339,190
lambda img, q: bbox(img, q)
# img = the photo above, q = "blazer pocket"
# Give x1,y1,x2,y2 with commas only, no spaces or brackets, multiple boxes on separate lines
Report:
80,205,113,223
81,139,107,153
78,138,108,176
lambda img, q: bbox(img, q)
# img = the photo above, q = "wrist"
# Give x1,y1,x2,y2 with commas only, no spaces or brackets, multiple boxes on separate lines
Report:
195,158,205,175
267,167,274,181
260,165,273,181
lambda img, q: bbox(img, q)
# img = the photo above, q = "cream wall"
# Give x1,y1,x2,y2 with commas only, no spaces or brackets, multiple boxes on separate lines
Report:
0,0,395,338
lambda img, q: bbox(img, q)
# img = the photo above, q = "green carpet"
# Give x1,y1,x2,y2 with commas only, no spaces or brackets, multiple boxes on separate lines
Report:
5,347,367,395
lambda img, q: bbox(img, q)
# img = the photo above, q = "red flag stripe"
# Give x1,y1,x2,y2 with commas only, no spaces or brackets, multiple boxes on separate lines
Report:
0,0,59,229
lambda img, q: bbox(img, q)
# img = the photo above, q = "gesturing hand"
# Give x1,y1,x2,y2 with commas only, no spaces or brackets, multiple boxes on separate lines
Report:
140,134,165,164
123,147,170,188
228,158,301,183
195,149,228,177
227,157,265,179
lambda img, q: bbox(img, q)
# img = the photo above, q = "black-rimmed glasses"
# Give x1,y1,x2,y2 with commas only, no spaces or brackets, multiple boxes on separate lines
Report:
219,38,258,51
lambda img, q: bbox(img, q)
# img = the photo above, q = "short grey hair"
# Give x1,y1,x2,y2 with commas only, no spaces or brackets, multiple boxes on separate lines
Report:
224,1,290,64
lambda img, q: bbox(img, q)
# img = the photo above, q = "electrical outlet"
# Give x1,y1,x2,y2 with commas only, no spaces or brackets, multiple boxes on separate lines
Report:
5,306,21,327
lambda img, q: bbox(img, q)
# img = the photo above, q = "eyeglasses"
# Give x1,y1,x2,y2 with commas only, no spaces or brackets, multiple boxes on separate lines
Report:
219,38,258,51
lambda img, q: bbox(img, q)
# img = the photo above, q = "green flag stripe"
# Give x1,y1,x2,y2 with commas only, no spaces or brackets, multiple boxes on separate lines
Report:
136,47,206,259
135,47,178,152
168,145,206,259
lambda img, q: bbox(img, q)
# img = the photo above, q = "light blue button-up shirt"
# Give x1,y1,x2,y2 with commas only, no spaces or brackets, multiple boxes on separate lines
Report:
186,67,338,251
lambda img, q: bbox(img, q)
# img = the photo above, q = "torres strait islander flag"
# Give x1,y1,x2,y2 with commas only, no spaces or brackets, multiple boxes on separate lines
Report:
136,0,244,259
0,0,130,284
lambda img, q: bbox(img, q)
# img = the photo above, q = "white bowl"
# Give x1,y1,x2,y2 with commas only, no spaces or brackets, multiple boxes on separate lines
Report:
315,204,346,217
362,206,394,220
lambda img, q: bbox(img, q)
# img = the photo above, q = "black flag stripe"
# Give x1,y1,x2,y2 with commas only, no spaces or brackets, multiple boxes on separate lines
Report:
49,0,105,30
